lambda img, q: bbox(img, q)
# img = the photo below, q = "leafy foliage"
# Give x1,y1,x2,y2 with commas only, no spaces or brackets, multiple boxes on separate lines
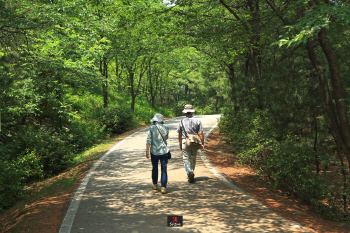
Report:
219,107,346,219
2,0,350,222
98,106,133,134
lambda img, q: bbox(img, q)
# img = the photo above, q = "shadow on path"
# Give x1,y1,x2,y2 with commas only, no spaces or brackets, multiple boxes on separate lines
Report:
62,115,308,233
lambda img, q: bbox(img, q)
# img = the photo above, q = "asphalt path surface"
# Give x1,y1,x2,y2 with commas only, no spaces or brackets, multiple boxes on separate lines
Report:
59,115,309,233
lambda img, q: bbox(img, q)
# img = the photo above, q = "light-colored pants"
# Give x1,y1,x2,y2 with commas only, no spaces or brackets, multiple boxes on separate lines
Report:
182,140,198,175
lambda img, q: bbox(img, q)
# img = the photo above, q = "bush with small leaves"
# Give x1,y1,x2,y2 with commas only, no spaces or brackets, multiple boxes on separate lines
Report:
98,106,134,134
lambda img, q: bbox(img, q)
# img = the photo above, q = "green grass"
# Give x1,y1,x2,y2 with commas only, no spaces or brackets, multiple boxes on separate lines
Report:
38,176,79,196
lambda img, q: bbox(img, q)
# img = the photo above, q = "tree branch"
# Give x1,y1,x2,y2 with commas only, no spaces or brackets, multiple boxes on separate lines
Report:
265,0,291,25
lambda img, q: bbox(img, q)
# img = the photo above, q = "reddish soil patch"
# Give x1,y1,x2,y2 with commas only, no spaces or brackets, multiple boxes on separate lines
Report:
205,129,350,233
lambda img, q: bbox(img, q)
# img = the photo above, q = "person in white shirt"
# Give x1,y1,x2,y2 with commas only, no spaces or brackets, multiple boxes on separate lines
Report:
176,105,204,183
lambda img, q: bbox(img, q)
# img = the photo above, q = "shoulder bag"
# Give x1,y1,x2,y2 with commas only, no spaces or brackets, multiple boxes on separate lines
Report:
181,120,202,149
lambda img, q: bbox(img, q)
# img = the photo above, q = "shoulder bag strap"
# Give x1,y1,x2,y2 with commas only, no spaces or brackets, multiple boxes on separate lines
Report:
156,125,168,150
181,119,188,138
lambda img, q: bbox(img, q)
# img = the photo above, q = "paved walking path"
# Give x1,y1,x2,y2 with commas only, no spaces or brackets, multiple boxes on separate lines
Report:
59,115,309,233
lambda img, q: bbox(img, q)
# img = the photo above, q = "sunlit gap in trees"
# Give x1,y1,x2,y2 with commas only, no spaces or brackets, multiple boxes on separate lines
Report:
163,0,176,7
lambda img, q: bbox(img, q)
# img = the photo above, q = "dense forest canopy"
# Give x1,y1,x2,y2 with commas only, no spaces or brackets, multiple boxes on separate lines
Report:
1,0,350,220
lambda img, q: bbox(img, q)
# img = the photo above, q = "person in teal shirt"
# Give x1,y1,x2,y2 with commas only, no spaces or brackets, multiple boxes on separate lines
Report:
146,113,169,194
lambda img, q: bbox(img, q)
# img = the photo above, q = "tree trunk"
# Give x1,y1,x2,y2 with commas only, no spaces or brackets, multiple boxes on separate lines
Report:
100,59,108,108
128,57,147,111
318,28,350,147
147,58,156,108
129,69,135,111
266,0,350,166
215,96,219,112
317,27,350,164
248,0,263,109
226,63,237,108
306,40,350,165
245,52,250,77
116,57,121,91
131,95,135,112
103,59,108,108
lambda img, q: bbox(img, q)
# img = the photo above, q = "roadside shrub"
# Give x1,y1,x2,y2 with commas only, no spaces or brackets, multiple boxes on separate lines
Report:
153,105,174,119
219,107,330,206
18,125,74,176
174,101,187,116
15,150,44,183
0,159,23,212
134,100,174,123
98,106,134,134
0,150,45,212
219,108,276,159
262,141,329,203
68,118,107,151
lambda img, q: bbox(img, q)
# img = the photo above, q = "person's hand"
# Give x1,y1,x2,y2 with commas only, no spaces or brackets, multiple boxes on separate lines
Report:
146,152,150,159
179,144,182,151
200,144,205,151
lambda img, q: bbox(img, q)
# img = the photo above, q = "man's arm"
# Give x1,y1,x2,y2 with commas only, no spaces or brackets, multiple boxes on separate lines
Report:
199,131,204,151
178,133,183,151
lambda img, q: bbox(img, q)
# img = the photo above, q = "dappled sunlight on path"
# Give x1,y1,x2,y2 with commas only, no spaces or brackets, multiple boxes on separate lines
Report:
61,115,309,233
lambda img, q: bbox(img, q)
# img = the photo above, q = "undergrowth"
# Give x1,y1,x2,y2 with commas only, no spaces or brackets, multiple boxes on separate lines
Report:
219,108,350,222
0,92,174,212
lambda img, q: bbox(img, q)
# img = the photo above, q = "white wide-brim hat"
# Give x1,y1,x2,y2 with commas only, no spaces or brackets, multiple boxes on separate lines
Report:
182,104,195,113
150,113,164,123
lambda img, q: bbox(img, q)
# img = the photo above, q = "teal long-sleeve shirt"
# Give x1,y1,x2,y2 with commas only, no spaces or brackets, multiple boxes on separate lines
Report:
146,122,169,156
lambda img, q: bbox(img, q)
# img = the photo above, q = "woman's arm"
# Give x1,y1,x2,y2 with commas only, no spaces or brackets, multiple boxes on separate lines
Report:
146,128,152,159
146,144,151,159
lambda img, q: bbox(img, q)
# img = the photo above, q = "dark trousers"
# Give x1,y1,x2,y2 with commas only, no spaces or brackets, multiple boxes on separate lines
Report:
151,153,168,188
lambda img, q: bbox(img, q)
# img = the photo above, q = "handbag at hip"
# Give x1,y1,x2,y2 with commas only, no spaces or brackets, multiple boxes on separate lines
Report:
167,151,171,159
185,134,202,149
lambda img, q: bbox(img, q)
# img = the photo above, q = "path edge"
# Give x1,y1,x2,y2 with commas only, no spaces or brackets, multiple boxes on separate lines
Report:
200,122,305,230
58,116,185,233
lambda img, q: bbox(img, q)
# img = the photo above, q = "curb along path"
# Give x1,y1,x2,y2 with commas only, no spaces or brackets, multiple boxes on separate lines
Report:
59,115,309,233
200,122,308,232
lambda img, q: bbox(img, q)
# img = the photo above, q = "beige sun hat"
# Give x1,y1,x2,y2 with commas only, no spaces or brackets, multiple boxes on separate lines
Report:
182,104,195,113
150,113,164,123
